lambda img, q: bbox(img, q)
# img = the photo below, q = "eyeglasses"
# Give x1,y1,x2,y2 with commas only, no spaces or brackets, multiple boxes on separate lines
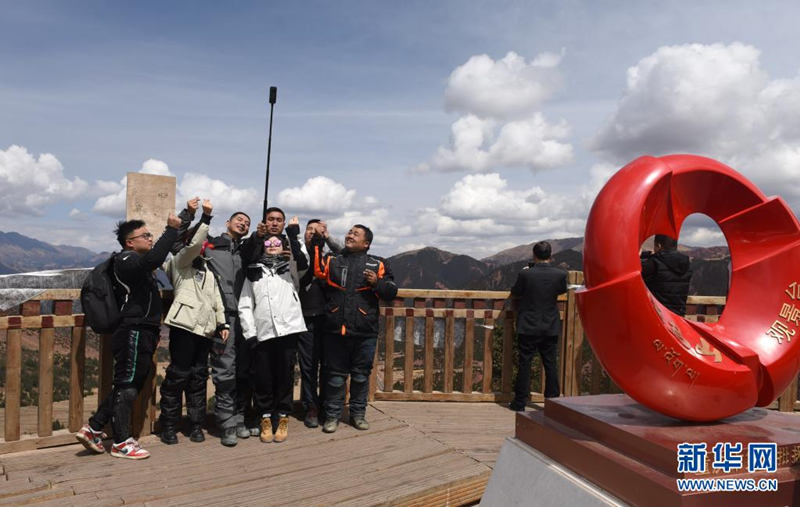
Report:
128,232,153,241
264,239,283,248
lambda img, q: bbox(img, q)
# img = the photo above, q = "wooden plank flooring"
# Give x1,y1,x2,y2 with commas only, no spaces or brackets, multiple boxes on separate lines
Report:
0,401,518,506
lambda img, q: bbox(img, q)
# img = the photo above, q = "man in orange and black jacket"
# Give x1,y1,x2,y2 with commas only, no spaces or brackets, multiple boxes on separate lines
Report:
310,224,397,433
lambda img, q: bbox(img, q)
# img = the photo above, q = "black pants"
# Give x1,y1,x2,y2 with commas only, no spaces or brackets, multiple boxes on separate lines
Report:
297,315,326,412
513,334,560,405
252,334,298,417
159,326,210,428
323,334,376,420
210,311,238,430
235,322,257,426
90,327,158,443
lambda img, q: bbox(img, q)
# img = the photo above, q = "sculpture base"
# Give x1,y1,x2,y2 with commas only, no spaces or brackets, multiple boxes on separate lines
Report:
507,394,800,506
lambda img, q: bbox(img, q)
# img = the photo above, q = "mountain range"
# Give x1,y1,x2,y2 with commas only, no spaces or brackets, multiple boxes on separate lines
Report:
0,231,731,295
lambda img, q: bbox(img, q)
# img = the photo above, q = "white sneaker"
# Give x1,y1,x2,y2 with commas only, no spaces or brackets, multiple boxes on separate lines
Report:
75,424,106,454
110,437,150,460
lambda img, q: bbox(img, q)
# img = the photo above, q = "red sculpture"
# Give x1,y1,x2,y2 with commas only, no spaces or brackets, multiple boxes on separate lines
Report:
577,155,800,421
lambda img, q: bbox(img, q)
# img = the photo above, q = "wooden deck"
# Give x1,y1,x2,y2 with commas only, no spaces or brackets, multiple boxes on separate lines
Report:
0,401,517,506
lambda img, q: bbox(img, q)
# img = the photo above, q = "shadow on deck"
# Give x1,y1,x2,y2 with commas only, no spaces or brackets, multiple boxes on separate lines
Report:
0,401,517,506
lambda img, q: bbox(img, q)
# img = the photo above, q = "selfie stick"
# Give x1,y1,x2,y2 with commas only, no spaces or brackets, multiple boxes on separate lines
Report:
263,86,278,222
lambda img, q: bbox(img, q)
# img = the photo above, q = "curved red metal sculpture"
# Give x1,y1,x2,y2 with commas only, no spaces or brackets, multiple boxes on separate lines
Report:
577,154,800,421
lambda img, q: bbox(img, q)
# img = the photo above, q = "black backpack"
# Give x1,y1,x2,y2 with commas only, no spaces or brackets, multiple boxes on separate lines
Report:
80,254,128,334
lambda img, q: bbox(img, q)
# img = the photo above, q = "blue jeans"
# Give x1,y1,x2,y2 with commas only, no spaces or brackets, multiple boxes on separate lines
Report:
322,334,376,420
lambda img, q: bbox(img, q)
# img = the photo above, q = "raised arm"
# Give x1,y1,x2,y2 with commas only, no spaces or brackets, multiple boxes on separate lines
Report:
117,215,180,281
173,200,213,268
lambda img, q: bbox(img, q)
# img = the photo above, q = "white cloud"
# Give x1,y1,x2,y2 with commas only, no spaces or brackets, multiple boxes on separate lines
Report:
592,42,800,201
679,226,726,247
412,173,588,250
445,51,564,120
417,51,573,174
0,145,88,216
177,172,259,218
140,158,173,176
276,176,357,213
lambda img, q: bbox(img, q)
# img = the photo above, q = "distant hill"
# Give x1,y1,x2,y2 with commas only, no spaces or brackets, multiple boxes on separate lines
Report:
390,238,730,296
388,247,489,290
0,231,108,273
482,237,584,266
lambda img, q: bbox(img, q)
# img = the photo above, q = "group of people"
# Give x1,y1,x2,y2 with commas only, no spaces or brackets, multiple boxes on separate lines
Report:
508,235,691,411
75,198,397,459
72,196,690,457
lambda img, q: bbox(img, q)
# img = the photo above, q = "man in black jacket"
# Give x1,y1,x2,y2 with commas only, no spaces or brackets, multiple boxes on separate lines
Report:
298,219,342,428
509,241,567,411
641,234,692,316
311,224,397,433
76,213,181,459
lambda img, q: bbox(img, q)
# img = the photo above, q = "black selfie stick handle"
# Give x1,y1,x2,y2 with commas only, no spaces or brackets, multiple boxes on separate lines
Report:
263,86,277,222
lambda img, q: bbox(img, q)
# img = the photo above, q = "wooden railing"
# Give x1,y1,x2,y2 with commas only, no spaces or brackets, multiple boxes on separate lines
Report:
1,280,798,455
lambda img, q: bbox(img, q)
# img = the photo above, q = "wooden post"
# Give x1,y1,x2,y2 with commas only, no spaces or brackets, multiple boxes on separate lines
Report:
384,312,395,392
38,325,55,437
98,334,113,412
482,316,494,394
463,314,474,394
561,288,584,396
444,310,454,393
501,309,514,394
5,325,22,441
69,325,86,432
368,337,379,401
423,312,434,393
404,311,414,393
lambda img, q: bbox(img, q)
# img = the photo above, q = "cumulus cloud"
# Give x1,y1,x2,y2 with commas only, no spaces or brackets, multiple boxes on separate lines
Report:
0,145,88,216
413,173,588,253
276,176,357,213
177,173,259,218
416,114,573,173
417,51,573,174
592,42,800,200
445,51,564,120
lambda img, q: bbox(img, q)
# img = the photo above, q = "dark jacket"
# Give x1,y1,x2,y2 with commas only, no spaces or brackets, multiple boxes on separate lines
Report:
511,262,568,336
311,237,398,338
299,236,343,317
114,226,178,331
205,232,261,316
641,249,692,316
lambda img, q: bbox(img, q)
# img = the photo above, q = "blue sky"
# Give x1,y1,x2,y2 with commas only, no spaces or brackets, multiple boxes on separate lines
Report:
3,1,800,256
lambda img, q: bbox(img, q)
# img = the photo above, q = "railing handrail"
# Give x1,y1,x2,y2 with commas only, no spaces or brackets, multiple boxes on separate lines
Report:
0,280,762,457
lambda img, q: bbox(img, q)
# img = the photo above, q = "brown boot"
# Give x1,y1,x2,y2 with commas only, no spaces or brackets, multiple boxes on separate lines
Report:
260,417,273,443
274,415,289,443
